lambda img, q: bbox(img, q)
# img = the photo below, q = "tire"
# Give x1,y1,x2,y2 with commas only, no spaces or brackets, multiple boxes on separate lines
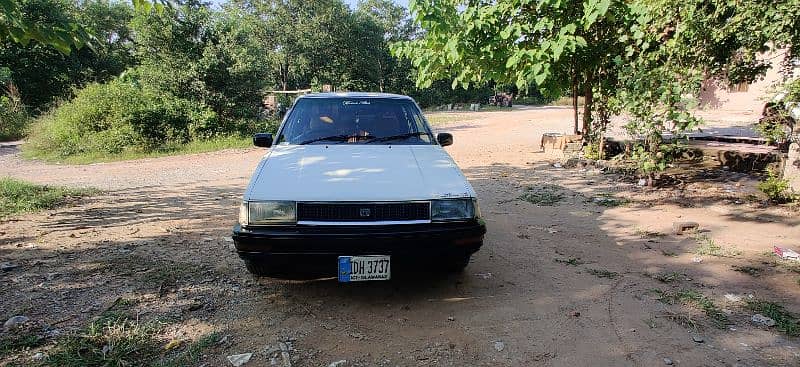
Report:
445,253,472,273
243,258,273,276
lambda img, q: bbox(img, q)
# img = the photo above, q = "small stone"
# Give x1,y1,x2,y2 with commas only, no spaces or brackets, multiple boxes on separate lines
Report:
672,221,699,235
227,353,253,367
3,315,29,331
692,334,704,343
752,314,777,327
447,316,455,322
32,352,44,361
328,360,347,367
691,257,703,263
663,357,673,365
569,311,581,317
493,341,505,352
724,294,742,303
629,328,636,333
637,179,647,186
0,262,19,272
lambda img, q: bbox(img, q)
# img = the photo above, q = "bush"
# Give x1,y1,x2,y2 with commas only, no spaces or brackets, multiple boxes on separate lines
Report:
26,77,218,158
758,169,796,203
0,85,31,141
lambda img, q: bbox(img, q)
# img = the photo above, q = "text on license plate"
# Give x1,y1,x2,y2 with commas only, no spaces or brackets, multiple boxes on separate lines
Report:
338,255,390,282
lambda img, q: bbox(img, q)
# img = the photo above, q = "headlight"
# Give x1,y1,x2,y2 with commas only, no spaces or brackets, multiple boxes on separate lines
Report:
431,198,477,222
240,201,296,225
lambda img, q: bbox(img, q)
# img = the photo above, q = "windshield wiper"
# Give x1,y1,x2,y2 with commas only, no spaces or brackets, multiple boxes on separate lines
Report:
297,134,352,145
364,131,430,144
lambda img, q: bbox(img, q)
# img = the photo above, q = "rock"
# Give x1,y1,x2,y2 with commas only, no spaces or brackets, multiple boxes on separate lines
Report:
552,163,563,168
328,360,347,367
0,262,19,272
32,352,44,361
691,334,704,343
3,315,29,331
672,221,699,235
227,353,253,366
724,294,742,303
493,341,505,352
691,257,703,263
447,316,455,322
663,357,674,365
637,178,647,186
751,314,777,327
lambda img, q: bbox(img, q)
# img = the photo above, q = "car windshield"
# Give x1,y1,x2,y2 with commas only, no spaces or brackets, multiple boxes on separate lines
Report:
276,97,435,145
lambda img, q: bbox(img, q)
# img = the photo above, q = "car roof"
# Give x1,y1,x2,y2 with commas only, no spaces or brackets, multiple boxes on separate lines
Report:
297,92,414,101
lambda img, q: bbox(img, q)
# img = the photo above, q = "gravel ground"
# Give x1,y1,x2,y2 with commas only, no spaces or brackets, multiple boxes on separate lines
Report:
1,106,799,366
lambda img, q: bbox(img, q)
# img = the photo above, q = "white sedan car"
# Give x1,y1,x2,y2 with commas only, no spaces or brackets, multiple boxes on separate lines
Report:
233,93,486,281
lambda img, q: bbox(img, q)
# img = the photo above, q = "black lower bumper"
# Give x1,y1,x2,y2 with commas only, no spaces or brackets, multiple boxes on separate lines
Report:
232,220,486,259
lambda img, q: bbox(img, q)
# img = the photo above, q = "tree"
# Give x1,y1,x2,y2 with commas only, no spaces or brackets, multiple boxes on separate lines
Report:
0,0,92,53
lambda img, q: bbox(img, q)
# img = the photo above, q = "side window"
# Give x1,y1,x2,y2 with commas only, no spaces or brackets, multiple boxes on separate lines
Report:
409,107,432,143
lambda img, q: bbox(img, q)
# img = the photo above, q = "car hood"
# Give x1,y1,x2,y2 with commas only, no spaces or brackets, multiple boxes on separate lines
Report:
244,144,475,202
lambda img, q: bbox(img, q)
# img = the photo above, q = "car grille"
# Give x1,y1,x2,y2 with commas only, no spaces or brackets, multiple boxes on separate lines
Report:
297,202,430,222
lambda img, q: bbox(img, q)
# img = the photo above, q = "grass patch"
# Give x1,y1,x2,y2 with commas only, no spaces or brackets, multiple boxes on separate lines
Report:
654,289,729,328
647,271,688,283
731,265,764,277
634,226,666,239
519,184,564,206
746,300,800,337
23,135,252,165
586,268,619,279
0,332,44,358
693,234,741,258
44,302,220,367
591,193,629,207
0,178,95,218
554,257,585,266
661,250,678,257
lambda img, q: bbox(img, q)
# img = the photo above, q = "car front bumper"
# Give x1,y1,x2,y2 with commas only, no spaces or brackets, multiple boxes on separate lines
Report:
232,220,486,259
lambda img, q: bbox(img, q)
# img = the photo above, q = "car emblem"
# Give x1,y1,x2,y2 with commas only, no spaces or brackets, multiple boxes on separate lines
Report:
359,208,371,217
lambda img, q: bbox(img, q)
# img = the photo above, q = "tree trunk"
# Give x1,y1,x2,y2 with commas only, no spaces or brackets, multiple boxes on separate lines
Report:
582,82,593,137
572,76,579,135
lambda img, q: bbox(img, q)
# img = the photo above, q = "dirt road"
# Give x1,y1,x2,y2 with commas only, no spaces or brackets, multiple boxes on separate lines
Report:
2,107,799,366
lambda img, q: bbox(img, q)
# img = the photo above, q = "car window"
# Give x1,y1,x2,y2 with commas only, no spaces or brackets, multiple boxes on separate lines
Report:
276,97,434,145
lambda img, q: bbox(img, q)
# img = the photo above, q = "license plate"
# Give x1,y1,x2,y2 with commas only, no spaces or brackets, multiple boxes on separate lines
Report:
338,255,391,282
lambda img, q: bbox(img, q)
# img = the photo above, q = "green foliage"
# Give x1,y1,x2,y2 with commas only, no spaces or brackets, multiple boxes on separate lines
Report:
655,289,729,328
26,77,221,158
693,234,741,258
758,169,796,203
0,177,94,218
746,300,800,337
0,88,30,141
0,0,92,54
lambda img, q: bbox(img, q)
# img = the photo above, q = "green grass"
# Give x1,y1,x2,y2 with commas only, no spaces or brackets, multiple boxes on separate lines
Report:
519,184,565,206
423,106,508,126
0,178,95,218
693,234,741,257
586,268,619,279
654,289,729,328
43,304,221,367
23,135,253,165
0,333,44,358
746,300,800,337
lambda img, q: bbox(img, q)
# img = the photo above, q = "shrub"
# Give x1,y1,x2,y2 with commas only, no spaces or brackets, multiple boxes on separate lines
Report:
0,85,31,141
758,169,796,203
26,78,218,158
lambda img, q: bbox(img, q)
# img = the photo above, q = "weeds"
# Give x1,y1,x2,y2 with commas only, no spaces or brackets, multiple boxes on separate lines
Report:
647,271,688,283
731,265,763,277
634,226,665,239
661,250,678,257
157,333,221,367
0,332,43,358
758,169,796,203
586,268,619,279
554,257,585,266
592,193,628,207
746,300,800,337
0,178,96,218
519,184,564,206
693,234,741,258
654,289,729,328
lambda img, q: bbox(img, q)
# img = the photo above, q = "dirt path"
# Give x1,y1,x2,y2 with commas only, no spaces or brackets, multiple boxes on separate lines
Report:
2,107,799,366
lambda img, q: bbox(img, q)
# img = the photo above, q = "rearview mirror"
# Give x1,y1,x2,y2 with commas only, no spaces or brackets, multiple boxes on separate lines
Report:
437,132,453,147
253,133,273,148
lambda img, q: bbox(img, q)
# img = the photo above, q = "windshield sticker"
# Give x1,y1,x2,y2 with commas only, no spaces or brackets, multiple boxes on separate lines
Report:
342,100,371,105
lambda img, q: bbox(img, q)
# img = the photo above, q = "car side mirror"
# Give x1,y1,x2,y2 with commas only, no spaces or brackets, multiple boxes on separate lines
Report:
253,133,273,148
437,132,453,147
